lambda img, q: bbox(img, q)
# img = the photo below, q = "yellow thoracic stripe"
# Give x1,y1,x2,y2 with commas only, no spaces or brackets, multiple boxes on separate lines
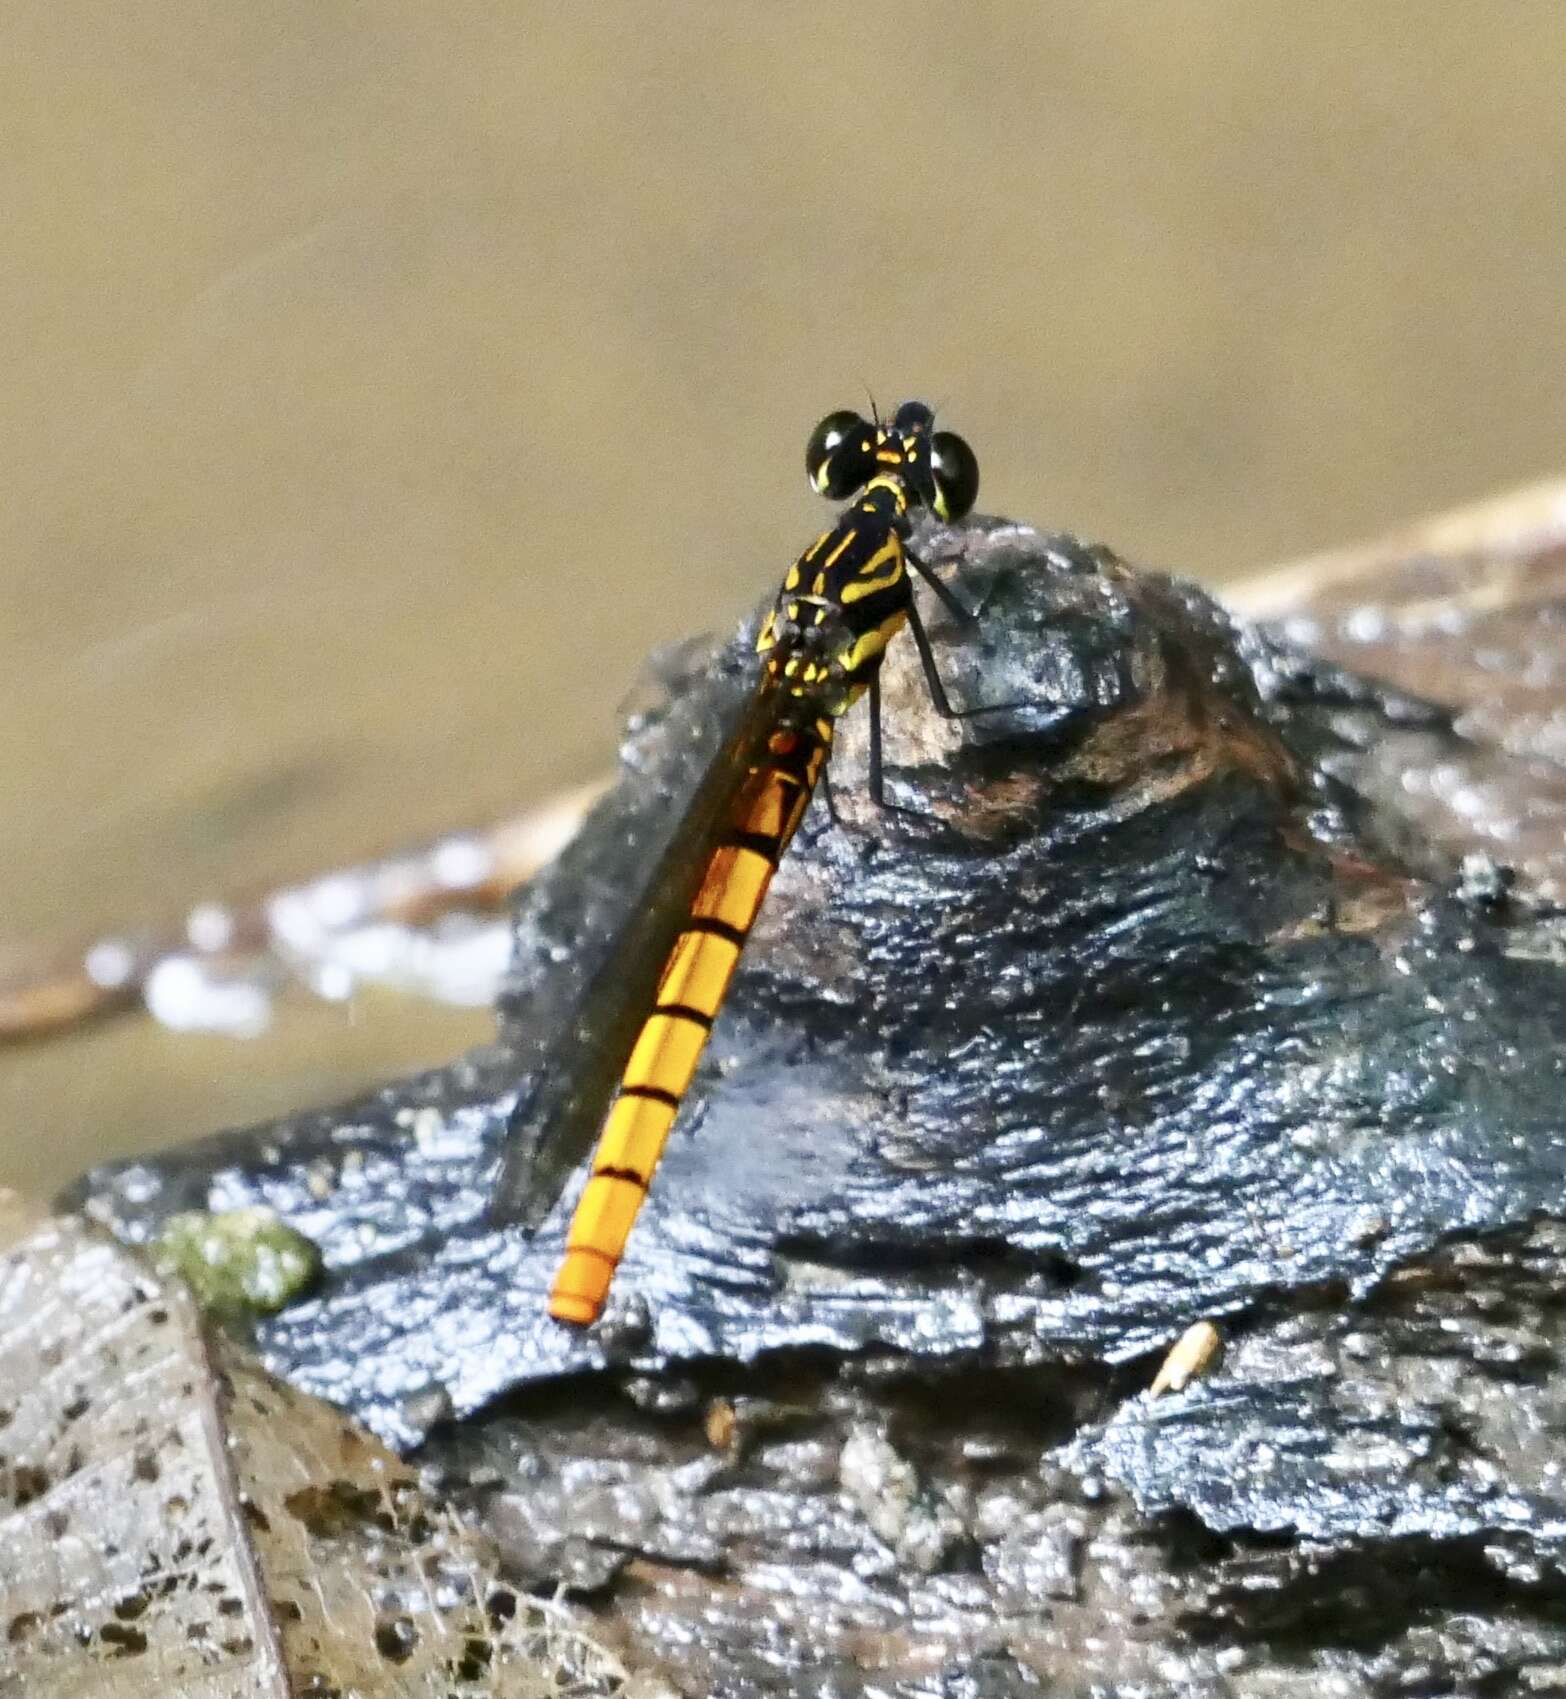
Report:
836,536,903,604
821,527,858,570
841,608,910,677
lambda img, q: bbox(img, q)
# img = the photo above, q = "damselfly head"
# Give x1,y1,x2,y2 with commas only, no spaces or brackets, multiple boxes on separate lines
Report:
805,403,979,522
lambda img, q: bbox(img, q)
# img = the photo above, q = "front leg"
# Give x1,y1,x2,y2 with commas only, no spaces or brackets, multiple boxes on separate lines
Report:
904,593,1029,722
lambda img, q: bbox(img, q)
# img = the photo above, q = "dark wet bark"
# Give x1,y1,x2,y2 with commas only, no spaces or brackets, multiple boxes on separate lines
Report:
71,514,1566,1696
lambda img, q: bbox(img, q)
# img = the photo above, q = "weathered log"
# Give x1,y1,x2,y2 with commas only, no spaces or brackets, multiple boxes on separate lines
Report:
64,502,1566,1695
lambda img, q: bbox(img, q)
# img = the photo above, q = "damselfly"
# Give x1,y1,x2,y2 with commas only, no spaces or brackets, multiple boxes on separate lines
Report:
495,402,988,1325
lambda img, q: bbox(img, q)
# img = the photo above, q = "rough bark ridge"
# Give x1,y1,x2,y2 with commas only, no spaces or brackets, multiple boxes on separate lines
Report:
74,516,1566,1696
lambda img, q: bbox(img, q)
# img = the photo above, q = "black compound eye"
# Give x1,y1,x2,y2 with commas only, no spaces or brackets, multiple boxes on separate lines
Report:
930,430,980,521
805,410,875,499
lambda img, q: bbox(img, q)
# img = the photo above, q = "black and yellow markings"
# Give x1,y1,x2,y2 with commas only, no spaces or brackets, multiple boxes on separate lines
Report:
836,537,904,605
821,528,859,572
544,402,981,1327
840,612,909,679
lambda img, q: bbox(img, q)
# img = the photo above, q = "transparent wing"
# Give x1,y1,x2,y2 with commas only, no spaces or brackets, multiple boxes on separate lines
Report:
491,677,783,1229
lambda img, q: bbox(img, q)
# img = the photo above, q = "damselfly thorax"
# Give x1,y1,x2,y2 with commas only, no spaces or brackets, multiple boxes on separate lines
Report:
493,401,989,1326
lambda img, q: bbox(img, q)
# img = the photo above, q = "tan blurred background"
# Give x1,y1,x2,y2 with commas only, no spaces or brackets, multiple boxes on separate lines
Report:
4,3,1565,1196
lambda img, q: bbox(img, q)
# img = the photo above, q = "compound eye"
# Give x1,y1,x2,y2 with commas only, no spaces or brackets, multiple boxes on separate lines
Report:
806,410,875,499
930,430,980,521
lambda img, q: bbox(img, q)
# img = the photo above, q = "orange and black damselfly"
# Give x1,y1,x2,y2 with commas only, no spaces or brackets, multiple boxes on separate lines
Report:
494,401,987,1325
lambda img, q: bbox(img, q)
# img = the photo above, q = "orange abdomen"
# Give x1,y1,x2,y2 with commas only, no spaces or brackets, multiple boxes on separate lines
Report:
549,723,829,1325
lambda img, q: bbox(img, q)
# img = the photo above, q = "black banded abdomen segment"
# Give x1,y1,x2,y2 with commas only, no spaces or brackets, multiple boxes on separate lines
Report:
549,723,830,1325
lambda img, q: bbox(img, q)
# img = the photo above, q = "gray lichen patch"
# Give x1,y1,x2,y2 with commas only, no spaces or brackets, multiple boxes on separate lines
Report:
839,1420,967,1573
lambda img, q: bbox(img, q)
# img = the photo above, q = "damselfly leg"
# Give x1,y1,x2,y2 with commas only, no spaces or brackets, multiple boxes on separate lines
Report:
498,399,1000,1326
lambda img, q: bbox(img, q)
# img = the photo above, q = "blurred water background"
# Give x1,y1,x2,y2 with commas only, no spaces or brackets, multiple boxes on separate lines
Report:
4,4,1565,1195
